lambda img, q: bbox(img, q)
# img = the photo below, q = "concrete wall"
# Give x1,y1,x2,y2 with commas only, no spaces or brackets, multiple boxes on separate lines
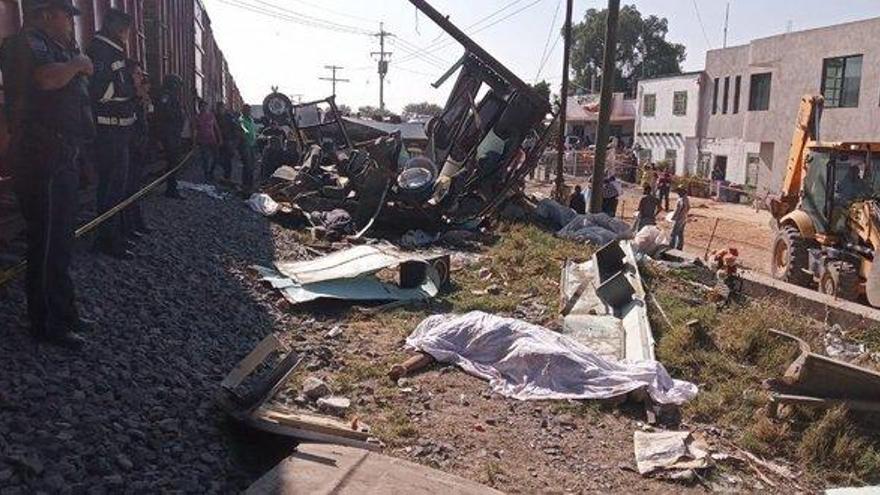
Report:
635,73,705,175
701,17,880,193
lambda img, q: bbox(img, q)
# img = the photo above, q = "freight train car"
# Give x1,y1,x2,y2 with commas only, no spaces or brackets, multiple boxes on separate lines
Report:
0,0,244,245
143,0,242,115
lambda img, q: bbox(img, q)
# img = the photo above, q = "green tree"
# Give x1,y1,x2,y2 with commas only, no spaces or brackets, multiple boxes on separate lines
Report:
357,105,396,121
336,104,353,116
570,5,685,96
532,81,552,106
402,102,443,120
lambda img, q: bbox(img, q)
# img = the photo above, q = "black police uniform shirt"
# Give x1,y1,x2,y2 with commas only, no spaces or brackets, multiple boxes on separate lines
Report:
87,33,136,124
155,90,184,143
24,28,95,144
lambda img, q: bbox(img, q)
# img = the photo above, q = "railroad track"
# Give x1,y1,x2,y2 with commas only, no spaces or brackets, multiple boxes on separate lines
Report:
0,151,194,283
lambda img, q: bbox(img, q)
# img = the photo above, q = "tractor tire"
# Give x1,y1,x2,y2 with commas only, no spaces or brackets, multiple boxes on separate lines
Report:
771,225,813,287
819,260,861,302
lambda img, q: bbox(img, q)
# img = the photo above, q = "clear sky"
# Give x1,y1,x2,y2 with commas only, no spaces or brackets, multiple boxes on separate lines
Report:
203,0,880,111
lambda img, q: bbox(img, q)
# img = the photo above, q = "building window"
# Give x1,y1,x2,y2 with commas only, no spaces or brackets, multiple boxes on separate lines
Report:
712,78,719,114
642,94,656,117
673,91,687,116
733,75,741,114
746,153,761,186
822,54,862,108
722,76,730,114
748,73,772,111
664,149,678,165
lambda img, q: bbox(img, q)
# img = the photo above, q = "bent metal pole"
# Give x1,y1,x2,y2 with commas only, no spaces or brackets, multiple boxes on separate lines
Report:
0,149,196,288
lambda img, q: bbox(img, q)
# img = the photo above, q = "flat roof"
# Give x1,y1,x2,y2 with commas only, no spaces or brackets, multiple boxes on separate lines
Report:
638,70,705,83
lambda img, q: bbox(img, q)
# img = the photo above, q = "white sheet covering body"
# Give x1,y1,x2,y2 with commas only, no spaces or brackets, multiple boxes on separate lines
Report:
406,312,697,405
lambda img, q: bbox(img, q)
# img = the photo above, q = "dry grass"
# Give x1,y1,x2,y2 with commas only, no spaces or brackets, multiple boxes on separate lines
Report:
646,264,880,485
444,223,590,315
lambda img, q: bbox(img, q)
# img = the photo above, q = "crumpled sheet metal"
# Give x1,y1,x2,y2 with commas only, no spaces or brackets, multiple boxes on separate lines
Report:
633,430,710,475
255,244,447,305
560,241,655,363
406,311,697,405
274,244,442,285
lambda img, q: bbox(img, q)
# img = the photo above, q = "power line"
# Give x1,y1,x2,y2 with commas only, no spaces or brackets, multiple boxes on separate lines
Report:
284,0,378,24
389,38,448,70
215,0,372,36
535,30,562,82
250,0,372,34
691,0,712,48
535,0,563,81
319,65,350,96
395,0,534,65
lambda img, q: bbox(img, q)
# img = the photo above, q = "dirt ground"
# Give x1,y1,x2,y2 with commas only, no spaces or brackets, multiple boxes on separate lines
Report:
525,178,776,272
258,225,838,494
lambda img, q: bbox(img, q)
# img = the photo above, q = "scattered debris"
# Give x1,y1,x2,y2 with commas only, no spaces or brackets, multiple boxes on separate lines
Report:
256,2,553,235
253,244,450,306
317,396,351,416
302,376,332,401
220,335,374,450
247,193,283,216
399,230,441,249
825,486,880,494
178,181,228,200
245,443,503,494
560,241,655,363
310,209,355,239
632,430,710,477
823,324,869,362
765,329,880,415
405,311,697,404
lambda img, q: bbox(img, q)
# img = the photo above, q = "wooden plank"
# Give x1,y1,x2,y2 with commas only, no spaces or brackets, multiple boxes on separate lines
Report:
220,334,285,391
255,406,371,442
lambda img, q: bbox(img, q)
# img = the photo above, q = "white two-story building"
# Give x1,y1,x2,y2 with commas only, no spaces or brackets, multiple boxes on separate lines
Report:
634,71,708,176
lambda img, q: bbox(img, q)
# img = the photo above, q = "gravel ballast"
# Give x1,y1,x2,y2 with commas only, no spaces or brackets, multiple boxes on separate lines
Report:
0,182,307,494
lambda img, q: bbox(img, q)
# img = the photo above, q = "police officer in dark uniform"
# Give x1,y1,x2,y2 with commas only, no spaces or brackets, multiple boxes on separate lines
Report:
124,59,151,238
2,0,96,349
155,74,186,199
88,8,136,259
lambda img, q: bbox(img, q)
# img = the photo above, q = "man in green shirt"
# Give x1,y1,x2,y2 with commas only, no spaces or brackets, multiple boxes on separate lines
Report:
238,104,257,194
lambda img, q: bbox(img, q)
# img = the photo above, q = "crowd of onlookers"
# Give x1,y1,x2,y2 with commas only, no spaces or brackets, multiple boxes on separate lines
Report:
567,162,690,250
0,1,300,350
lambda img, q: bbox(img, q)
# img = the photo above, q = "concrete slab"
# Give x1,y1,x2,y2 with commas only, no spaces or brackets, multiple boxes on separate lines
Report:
246,443,503,495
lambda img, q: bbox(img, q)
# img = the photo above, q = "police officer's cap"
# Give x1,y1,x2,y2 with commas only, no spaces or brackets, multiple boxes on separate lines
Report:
26,0,82,16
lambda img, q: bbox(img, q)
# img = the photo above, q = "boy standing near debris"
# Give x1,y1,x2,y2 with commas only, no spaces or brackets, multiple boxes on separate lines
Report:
669,187,690,250
568,184,586,214
634,185,660,232
657,168,672,210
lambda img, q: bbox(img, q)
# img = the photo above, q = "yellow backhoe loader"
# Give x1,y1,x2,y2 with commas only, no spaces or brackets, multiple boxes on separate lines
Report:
769,95,880,307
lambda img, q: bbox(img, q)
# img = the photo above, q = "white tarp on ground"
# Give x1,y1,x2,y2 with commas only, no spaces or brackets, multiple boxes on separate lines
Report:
406,312,697,405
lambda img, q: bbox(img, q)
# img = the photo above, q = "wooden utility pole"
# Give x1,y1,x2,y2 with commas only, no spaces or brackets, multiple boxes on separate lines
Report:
554,0,574,201
589,0,620,214
372,23,393,111
319,65,349,96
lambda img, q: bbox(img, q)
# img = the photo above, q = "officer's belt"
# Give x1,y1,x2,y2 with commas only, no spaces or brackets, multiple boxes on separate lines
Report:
97,116,137,127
